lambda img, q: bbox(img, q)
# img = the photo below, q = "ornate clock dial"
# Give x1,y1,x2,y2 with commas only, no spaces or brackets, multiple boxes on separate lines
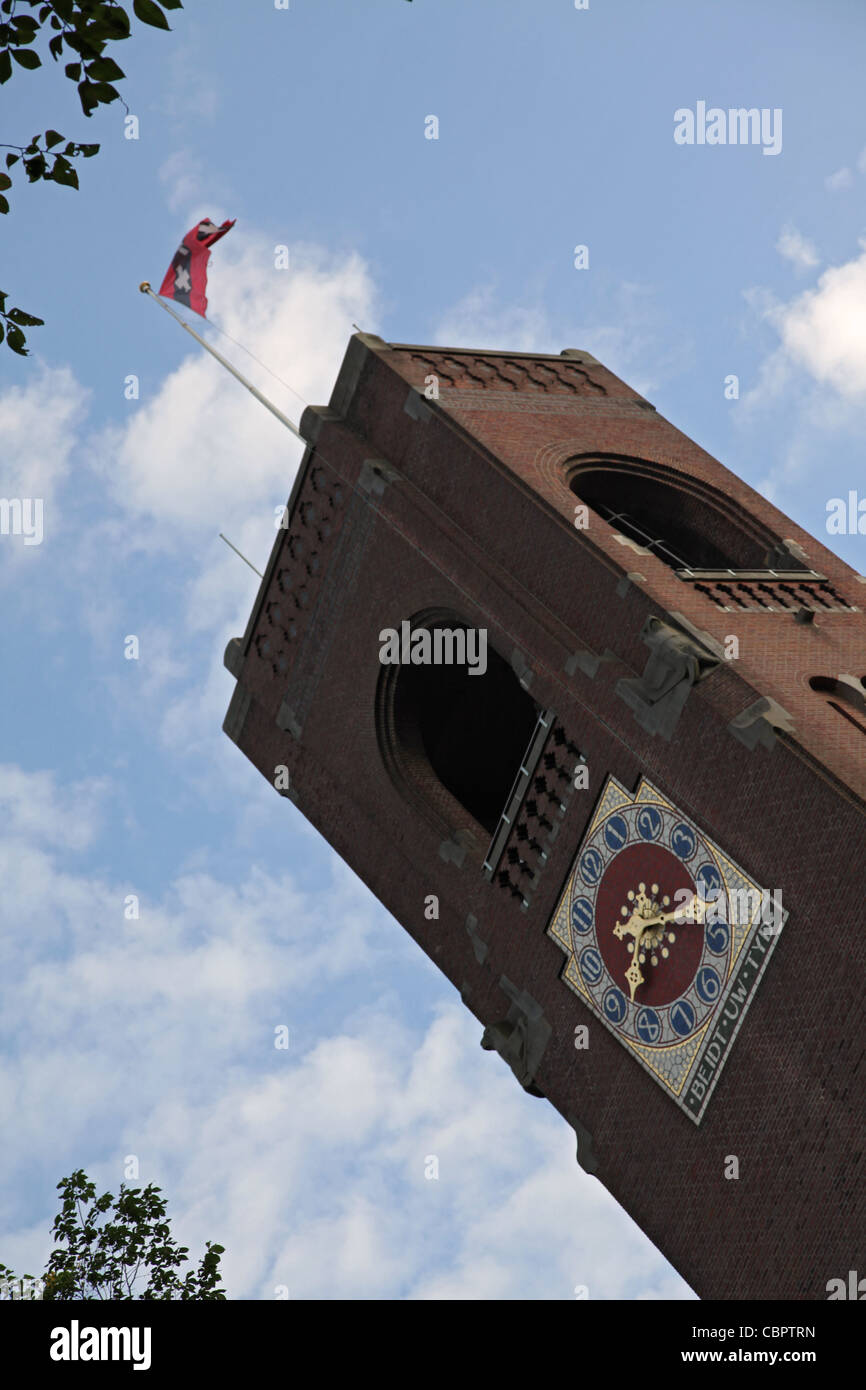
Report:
596,842,706,1008
548,776,786,1123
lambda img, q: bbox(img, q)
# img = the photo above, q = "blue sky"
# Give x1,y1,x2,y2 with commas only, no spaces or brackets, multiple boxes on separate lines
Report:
2,0,865,1299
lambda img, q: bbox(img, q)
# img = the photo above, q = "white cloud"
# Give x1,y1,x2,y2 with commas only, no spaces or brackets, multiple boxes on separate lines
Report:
157,32,219,124
0,764,694,1302
0,366,89,575
434,280,685,398
770,244,866,397
0,366,86,503
776,225,819,272
158,150,230,217
0,763,105,852
93,236,377,532
825,167,853,192
435,285,552,353
745,243,866,405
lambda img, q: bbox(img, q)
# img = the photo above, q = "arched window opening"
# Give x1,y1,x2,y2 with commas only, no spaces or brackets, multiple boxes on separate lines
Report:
379,616,540,840
809,676,866,735
569,461,810,577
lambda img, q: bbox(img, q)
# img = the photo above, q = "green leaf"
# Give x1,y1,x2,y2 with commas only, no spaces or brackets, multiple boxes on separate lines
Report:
92,81,120,103
86,55,125,82
63,32,92,57
49,33,63,59
80,143,99,157
64,62,81,80
133,0,170,30
0,194,8,215
92,9,131,41
53,0,74,19
0,172,10,189
44,130,64,149
11,47,41,69
7,324,28,354
8,308,43,326
0,49,13,83
5,153,18,167
0,323,5,344
77,79,100,116
63,30,106,59
50,157,78,189
70,31,106,60
161,0,184,7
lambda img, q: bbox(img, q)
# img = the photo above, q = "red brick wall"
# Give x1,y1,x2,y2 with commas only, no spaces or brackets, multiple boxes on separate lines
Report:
226,336,865,1299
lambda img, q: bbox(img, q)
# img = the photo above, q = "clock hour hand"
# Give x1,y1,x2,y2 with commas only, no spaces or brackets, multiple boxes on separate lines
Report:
615,909,653,1002
614,891,706,1002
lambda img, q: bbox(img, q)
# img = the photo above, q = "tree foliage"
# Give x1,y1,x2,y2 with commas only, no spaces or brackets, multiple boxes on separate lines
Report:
0,0,182,354
0,1169,225,1300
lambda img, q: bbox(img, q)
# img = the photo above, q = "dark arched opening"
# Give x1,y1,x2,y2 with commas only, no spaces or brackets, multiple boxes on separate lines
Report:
386,619,539,837
569,462,806,574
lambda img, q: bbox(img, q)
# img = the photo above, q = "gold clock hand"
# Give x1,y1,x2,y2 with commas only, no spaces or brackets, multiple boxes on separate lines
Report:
615,910,652,1002
624,935,648,1001
643,893,706,930
614,892,706,1003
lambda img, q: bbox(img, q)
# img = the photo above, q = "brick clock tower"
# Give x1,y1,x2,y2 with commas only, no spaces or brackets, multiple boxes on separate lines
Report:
223,336,865,1300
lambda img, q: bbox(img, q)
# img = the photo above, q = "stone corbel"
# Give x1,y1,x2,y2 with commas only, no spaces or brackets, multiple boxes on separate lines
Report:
616,615,720,740
480,976,551,1096
728,696,795,752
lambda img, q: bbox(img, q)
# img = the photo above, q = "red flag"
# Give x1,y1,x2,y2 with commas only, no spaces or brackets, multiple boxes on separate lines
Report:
158,217,235,318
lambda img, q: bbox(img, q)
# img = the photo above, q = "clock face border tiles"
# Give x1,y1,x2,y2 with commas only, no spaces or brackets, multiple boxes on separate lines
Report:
547,776,787,1124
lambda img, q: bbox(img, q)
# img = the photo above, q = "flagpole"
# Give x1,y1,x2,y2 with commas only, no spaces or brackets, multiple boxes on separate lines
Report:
218,532,263,578
138,281,306,444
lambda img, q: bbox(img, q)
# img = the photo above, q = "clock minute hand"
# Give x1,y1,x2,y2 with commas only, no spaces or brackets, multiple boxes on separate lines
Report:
639,893,706,932
663,892,706,926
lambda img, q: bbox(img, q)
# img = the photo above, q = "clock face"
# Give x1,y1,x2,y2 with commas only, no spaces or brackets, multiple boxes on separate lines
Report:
547,776,786,1124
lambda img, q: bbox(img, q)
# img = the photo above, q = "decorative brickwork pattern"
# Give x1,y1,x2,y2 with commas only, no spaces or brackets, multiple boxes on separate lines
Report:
487,719,582,909
686,576,855,612
248,460,346,701
406,350,607,395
